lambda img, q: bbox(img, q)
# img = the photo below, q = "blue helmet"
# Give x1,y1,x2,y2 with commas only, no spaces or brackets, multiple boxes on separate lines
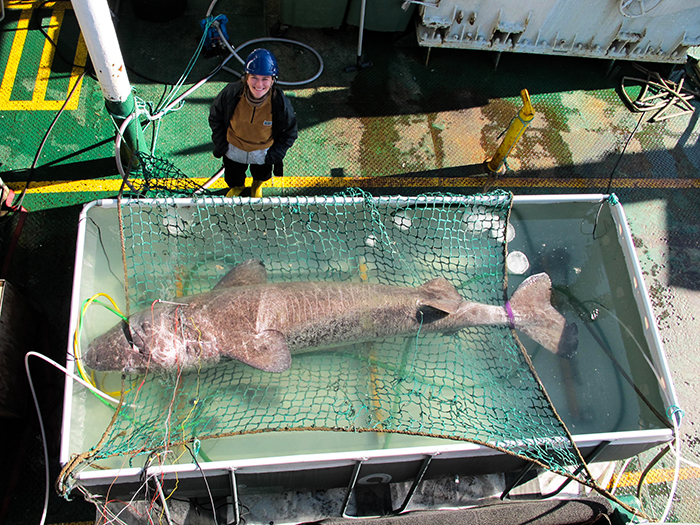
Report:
245,49,278,77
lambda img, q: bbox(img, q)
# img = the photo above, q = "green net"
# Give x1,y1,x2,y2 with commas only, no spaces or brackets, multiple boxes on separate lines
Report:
64,186,604,498
125,152,209,197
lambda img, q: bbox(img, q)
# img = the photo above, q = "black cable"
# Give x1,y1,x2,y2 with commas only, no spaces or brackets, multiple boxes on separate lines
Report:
589,112,646,239
636,444,671,500
33,1,94,77
0,70,87,227
556,287,672,429
605,112,646,195
0,59,88,277
9,68,88,214
85,216,125,286
185,442,219,525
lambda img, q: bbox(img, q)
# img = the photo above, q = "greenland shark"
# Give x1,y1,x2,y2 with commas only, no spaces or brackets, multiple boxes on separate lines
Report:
84,259,578,373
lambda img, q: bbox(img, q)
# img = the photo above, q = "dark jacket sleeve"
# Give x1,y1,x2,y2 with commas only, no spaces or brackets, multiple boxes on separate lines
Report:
208,83,242,156
265,88,298,166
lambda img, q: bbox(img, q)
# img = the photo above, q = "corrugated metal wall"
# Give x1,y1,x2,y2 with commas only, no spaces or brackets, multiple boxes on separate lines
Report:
415,0,700,63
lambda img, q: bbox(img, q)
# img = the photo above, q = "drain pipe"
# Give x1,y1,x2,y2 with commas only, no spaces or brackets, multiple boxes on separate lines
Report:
71,0,145,157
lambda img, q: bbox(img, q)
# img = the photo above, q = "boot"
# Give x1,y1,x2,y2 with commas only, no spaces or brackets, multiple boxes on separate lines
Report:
225,186,245,198
251,180,265,198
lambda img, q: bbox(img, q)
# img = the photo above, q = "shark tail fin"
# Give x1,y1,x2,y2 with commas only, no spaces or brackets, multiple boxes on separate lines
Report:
508,273,578,359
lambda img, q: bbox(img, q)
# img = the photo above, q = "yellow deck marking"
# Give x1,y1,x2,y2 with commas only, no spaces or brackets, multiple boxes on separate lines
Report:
33,4,65,104
8,0,64,8
0,1,87,111
0,9,31,103
7,177,700,195
609,466,700,489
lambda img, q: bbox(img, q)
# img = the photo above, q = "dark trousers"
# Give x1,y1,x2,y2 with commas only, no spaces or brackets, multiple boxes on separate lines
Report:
222,156,273,188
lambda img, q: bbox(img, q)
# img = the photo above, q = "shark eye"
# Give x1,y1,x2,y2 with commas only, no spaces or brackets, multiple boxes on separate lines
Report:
129,330,147,354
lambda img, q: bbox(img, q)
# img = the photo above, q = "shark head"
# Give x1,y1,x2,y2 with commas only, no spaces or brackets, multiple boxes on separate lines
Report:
85,320,151,373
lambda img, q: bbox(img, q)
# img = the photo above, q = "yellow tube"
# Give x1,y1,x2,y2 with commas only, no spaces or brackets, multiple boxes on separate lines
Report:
487,89,535,173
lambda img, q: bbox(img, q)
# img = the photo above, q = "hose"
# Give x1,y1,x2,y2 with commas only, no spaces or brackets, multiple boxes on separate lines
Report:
658,407,683,522
24,351,123,525
206,0,323,85
206,0,325,83
216,29,325,86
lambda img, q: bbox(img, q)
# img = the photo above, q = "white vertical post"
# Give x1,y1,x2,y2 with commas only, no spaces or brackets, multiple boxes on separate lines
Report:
70,0,145,152
71,0,130,102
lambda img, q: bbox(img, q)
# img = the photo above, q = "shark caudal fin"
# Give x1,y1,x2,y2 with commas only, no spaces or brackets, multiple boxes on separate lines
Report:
508,273,578,359
220,330,292,372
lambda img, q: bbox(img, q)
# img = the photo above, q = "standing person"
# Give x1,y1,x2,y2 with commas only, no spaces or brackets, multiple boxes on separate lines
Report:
209,49,298,198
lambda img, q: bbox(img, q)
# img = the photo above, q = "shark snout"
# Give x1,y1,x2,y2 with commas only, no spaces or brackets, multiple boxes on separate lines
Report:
85,321,148,371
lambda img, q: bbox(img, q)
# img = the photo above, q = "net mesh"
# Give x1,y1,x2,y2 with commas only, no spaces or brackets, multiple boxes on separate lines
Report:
64,179,607,500
126,152,208,197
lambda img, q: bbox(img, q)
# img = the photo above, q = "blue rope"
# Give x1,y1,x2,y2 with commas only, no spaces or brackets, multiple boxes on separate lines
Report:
667,405,684,426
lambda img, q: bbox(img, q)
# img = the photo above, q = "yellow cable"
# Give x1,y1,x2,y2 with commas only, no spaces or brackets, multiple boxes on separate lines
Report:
74,293,128,400
178,318,203,438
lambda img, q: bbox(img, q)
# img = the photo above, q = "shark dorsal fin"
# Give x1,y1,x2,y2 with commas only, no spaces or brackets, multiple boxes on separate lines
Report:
418,277,463,315
213,259,268,290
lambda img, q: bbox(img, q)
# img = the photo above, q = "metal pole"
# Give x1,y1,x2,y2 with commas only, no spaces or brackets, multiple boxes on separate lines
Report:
341,460,364,517
357,0,367,62
228,468,241,525
70,0,145,155
393,455,433,514
345,0,373,71
195,167,226,194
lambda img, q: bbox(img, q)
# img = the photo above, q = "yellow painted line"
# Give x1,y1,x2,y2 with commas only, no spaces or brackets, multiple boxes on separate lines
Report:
7,0,65,8
0,2,87,111
34,4,65,104
609,467,700,489
7,177,700,195
0,9,31,103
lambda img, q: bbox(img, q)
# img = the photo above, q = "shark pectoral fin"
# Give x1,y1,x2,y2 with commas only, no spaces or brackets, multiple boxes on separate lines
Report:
221,330,292,372
418,277,464,314
254,330,292,372
212,259,268,290
509,273,579,358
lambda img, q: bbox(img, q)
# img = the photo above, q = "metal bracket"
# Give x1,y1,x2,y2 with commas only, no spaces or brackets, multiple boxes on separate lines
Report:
228,468,241,525
500,440,613,500
393,455,433,514
341,455,434,518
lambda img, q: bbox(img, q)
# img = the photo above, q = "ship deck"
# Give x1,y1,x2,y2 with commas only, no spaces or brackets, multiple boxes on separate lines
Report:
1,0,699,523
